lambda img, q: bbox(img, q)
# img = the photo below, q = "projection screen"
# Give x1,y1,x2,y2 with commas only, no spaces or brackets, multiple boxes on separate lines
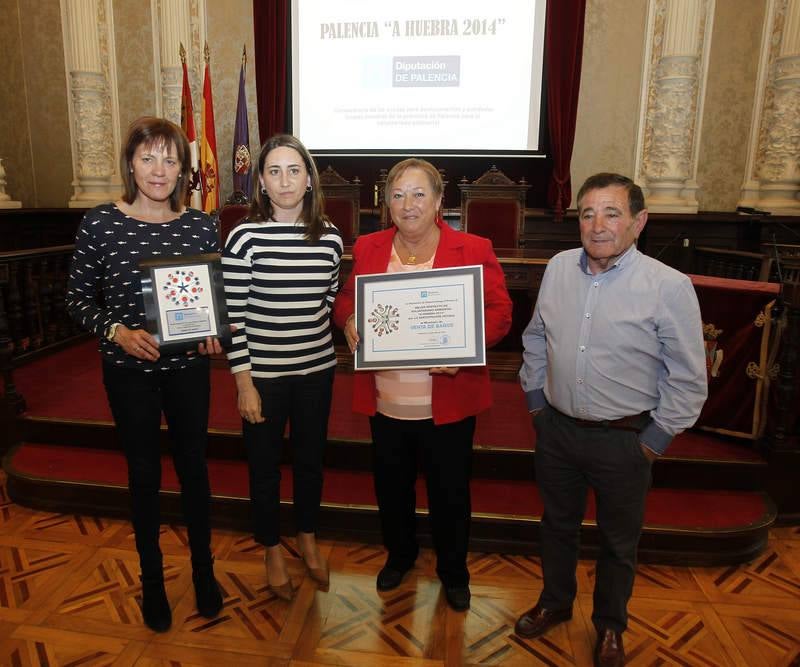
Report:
290,0,548,156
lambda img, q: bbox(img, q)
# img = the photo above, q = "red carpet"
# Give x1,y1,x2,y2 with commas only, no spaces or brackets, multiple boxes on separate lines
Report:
17,339,762,460
9,443,769,529
20,339,530,445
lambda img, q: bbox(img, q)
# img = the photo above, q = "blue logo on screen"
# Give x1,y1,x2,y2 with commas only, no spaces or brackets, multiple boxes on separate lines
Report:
175,312,184,321
421,291,428,297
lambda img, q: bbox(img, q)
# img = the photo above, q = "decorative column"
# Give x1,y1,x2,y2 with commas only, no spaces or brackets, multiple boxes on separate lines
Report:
60,0,122,208
635,0,715,213
151,0,205,124
0,159,22,208
739,0,800,215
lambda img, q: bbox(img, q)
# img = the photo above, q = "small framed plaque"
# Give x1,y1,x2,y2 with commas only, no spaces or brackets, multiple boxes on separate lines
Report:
354,265,485,371
140,253,232,354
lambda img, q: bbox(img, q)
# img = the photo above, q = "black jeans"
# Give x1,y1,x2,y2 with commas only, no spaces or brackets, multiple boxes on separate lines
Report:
369,412,475,587
103,360,213,578
534,404,653,633
242,367,334,546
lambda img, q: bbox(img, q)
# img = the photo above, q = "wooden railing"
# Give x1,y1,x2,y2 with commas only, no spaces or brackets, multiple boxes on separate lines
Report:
691,246,774,282
0,244,84,413
0,238,797,452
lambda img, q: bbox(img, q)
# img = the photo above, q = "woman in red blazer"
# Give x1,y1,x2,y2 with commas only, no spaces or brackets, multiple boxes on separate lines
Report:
332,158,512,611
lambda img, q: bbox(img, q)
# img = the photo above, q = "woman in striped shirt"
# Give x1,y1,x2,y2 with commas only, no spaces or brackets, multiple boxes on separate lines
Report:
223,135,342,601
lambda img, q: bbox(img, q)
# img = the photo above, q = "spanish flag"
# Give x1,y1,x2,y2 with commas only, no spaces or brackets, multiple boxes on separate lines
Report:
179,43,202,210
200,42,219,213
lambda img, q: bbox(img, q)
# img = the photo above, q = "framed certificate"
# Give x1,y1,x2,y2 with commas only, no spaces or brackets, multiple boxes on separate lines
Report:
354,265,485,371
140,253,232,354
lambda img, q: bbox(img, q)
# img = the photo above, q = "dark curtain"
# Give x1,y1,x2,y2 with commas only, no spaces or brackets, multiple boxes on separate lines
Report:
546,0,586,220
253,0,288,143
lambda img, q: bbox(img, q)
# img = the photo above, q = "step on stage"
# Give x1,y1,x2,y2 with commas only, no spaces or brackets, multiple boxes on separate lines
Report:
4,340,775,566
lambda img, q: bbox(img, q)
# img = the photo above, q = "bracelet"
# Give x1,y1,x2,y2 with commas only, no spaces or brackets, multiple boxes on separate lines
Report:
105,322,122,342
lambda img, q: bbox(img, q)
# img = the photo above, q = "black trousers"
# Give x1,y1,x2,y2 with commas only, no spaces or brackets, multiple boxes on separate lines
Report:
103,360,213,578
369,412,475,587
534,404,652,633
242,367,334,547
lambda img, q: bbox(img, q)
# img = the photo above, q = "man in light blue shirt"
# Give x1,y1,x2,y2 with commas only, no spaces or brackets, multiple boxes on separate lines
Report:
514,173,707,667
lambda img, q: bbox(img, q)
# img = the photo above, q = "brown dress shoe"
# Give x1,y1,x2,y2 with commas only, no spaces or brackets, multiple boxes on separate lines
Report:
514,603,572,639
594,628,624,667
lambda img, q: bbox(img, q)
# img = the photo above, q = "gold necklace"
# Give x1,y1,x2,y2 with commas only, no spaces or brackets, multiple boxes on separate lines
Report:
396,228,437,265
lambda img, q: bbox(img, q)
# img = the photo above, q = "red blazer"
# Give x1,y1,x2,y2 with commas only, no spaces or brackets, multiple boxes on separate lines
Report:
332,221,513,424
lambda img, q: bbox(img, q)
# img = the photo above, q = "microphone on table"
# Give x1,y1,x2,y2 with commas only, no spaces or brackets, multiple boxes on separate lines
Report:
765,218,800,241
654,230,688,261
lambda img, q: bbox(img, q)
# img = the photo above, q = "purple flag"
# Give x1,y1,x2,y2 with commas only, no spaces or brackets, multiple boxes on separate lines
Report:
232,47,252,198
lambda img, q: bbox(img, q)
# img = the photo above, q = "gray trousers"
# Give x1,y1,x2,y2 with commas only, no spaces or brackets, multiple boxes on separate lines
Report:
534,403,653,633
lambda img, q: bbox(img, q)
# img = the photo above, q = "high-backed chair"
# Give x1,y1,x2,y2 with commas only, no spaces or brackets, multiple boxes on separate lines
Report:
216,194,250,247
319,166,361,245
458,166,529,249
375,169,389,229
377,167,449,229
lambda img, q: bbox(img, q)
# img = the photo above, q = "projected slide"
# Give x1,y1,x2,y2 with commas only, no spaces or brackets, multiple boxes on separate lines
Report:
291,0,546,154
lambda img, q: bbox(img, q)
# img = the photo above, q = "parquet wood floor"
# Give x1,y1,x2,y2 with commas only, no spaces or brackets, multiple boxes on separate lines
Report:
0,471,798,666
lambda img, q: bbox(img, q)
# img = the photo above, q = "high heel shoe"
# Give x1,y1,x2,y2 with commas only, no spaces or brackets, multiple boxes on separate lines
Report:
267,579,295,602
192,561,223,618
140,575,172,632
264,551,295,602
303,560,330,591
297,533,330,591
298,549,329,590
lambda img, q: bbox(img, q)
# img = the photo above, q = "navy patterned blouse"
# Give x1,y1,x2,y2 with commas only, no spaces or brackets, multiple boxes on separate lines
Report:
66,203,219,371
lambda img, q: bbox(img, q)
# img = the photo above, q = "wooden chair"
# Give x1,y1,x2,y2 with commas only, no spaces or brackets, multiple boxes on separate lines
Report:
319,166,361,245
458,166,529,249
216,194,250,247
216,201,250,247
374,169,389,229
376,167,449,230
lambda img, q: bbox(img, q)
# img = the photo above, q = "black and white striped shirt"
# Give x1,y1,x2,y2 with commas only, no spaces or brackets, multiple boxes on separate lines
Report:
222,219,342,378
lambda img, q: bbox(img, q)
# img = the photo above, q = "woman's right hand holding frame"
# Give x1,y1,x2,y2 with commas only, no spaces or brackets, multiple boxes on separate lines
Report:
344,314,360,354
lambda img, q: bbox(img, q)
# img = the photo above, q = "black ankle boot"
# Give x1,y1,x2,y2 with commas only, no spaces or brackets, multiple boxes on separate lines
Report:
141,576,172,632
192,562,223,618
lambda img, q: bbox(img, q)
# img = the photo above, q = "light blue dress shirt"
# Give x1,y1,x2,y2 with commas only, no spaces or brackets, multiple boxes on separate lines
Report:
520,245,708,455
